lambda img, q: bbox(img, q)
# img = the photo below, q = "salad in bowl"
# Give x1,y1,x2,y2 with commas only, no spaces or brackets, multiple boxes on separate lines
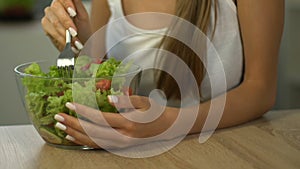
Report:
14,56,141,149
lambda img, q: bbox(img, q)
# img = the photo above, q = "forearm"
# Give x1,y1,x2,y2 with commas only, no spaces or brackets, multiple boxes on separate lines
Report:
189,81,277,134
186,0,284,134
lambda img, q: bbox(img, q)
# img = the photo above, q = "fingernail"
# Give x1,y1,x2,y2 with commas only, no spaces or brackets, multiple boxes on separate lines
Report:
67,7,77,17
71,46,79,54
55,122,67,131
54,114,64,122
108,95,118,103
75,41,84,50
65,135,76,142
66,102,76,111
68,27,77,37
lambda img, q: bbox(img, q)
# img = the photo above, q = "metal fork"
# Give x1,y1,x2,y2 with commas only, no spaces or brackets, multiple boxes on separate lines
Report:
57,30,75,78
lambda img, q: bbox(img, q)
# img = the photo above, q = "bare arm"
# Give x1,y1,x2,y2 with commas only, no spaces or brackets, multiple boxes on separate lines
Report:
90,0,111,33
54,0,285,149
189,0,285,133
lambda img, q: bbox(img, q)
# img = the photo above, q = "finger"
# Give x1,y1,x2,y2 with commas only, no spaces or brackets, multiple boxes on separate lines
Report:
73,39,84,51
61,119,140,149
57,0,77,17
56,113,120,137
64,126,100,148
45,3,82,50
42,21,80,53
66,102,128,128
55,113,135,147
55,113,92,134
44,7,65,38
41,17,65,51
72,0,91,44
51,1,78,37
64,135,85,146
73,0,89,20
108,95,151,110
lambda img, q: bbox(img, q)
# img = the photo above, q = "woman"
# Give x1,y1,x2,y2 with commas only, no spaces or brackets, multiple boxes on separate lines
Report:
41,0,284,149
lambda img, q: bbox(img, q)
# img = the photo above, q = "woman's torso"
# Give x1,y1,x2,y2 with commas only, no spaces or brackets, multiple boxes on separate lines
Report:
105,0,243,103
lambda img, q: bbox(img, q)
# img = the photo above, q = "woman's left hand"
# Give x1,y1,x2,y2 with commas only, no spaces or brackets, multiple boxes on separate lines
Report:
54,95,179,149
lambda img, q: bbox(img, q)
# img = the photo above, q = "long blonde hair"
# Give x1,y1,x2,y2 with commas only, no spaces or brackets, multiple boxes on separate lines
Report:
156,0,218,100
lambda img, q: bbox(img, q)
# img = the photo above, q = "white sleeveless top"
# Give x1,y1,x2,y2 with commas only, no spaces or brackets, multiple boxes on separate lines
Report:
105,0,243,102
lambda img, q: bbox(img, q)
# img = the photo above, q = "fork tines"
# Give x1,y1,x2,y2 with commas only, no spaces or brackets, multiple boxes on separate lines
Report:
57,30,76,77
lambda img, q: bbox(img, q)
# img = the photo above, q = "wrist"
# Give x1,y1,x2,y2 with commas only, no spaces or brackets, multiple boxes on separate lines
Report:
162,106,180,131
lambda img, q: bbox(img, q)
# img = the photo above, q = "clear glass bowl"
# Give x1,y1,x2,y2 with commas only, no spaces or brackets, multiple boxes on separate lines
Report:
14,60,141,150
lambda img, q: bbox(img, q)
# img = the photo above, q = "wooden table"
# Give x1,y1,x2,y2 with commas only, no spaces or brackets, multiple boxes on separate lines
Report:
1,109,300,169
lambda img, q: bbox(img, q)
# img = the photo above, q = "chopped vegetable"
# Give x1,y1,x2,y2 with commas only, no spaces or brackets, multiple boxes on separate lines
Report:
22,57,134,145
96,79,111,91
39,127,63,144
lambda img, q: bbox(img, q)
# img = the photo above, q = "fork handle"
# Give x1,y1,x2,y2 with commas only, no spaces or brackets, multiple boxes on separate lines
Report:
65,30,71,44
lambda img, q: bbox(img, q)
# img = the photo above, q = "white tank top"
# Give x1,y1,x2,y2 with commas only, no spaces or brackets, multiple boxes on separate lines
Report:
105,0,243,102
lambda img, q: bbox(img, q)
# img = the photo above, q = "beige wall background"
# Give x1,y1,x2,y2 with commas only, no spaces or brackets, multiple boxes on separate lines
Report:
0,0,299,125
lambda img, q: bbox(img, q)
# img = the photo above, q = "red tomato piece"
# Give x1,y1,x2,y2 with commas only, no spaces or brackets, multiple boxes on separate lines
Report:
96,79,111,91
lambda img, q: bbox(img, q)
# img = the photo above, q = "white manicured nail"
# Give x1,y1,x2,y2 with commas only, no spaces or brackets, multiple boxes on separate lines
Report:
75,41,83,50
68,27,77,37
67,7,77,17
55,122,67,131
71,47,79,54
65,135,76,142
108,95,118,103
66,102,76,111
54,114,64,122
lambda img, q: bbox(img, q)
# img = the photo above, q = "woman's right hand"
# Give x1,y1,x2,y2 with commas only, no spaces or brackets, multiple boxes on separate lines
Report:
41,0,92,52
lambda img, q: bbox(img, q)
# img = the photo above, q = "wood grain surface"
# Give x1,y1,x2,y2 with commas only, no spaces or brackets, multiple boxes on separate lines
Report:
0,109,299,169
